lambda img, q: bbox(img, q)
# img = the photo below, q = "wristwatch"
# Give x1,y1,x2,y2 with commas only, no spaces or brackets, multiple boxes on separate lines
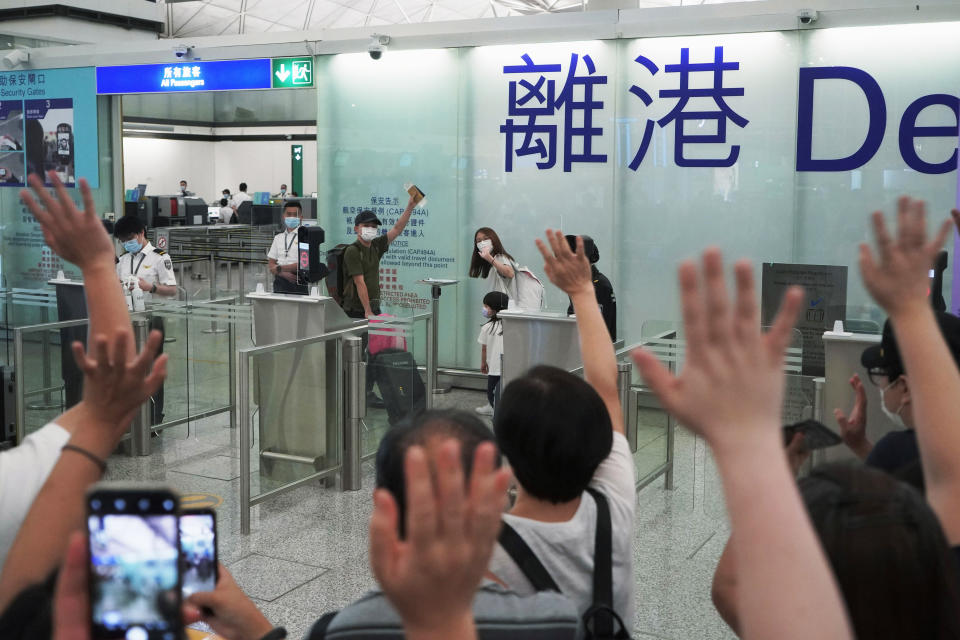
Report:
150,283,157,294
258,628,287,640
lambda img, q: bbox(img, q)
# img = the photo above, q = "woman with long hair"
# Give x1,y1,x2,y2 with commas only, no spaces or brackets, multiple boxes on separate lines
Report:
469,227,515,294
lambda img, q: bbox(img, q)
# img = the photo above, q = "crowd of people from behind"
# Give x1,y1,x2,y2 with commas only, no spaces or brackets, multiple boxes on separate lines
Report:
0,170,959,640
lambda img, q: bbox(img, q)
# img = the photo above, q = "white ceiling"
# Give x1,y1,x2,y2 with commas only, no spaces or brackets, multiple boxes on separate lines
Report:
158,0,731,37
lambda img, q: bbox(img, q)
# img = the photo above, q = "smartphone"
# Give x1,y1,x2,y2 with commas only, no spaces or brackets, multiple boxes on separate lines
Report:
179,509,217,597
783,419,842,450
86,484,181,640
57,123,72,158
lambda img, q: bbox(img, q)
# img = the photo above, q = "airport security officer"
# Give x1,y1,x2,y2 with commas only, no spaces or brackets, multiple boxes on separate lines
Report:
114,215,177,424
267,200,308,295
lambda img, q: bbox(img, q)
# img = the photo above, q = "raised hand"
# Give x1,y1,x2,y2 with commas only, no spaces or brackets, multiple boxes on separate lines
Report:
20,171,114,270
71,330,168,435
631,249,804,454
834,374,871,458
370,440,510,640
535,229,592,297
859,197,952,318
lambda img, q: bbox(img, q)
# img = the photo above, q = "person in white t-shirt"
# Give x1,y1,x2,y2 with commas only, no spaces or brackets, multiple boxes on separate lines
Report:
469,227,515,295
231,182,252,212
487,231,636,629
476,291,508,417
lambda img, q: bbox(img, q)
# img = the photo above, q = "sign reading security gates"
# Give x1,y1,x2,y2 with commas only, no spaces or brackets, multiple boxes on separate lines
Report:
96,57,315,94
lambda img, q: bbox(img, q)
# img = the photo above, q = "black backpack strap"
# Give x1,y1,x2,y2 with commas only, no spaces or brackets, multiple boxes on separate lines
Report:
497,521,562,593
586,487,617,638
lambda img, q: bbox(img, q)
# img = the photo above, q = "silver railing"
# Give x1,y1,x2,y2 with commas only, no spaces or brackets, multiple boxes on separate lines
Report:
12,296,245,450
237,325,368,535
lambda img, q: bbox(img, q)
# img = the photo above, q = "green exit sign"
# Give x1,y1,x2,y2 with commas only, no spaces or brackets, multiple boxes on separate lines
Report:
272,57,314,88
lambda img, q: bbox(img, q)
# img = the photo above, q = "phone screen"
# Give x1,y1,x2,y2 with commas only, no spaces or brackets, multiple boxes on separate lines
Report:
57,131,70,157
179,512,217,597
87,490,180,640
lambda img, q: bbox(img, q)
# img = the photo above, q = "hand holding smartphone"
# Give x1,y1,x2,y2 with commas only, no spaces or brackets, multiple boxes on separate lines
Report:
86,484,182,640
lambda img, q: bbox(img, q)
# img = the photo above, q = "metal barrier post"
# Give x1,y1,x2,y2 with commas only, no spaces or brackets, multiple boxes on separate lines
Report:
811,377,827,468
40,306,52,405
428,285,449,395
14,328,24,443
342,336,364,491
228,304,237,431
203,257,227,334
617,361,631,439
126,319,152,457
239,350,251,534
239,262,246,304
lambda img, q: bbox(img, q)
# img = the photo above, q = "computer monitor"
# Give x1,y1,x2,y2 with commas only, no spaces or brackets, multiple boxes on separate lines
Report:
253,191,271,205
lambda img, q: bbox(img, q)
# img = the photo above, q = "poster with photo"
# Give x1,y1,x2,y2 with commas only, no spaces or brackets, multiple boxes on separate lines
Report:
25,98,74,186
0,100,25,185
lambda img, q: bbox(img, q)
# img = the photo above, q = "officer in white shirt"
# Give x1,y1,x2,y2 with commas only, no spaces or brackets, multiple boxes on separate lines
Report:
231,181,253,210
114,215,177,423
267,201,307,295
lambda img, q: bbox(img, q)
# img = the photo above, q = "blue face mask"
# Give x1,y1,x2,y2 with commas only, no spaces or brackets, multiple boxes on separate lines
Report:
481,307,492,318
123,239,143,254
284,217,300,230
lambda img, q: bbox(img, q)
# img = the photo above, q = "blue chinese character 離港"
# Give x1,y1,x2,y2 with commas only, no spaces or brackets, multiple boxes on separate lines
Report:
500,53,608,172
628,46,749,169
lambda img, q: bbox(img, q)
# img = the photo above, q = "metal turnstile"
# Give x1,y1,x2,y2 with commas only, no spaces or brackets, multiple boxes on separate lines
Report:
248,291,359,483
498,309,582,389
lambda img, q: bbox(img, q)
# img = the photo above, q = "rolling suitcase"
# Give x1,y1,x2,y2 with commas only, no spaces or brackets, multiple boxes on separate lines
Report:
369,348,426,425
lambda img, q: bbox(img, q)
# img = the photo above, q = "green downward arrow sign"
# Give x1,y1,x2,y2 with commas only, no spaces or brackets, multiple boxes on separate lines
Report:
275,64,290,83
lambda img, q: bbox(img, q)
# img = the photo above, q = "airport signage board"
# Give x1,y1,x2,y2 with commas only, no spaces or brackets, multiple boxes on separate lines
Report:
272,57,314,88
96,59,272,94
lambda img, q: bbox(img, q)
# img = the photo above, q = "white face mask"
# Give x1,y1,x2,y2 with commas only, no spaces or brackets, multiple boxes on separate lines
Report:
476,239,493,253
360,227,378,242
879,379,907,429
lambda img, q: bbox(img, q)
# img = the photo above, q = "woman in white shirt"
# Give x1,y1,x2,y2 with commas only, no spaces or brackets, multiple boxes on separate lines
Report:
468,227,515,294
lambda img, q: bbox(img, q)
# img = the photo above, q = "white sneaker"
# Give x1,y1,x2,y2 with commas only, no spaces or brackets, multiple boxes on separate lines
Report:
475,404,494,416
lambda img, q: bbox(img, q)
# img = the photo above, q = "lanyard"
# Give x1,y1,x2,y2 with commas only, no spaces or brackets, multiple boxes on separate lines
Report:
129,252,147,276
283,231,297,257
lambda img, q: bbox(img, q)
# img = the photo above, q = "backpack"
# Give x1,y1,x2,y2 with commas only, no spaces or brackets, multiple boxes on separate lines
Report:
325,243,350,304
498,488,632,640
504,261,546,310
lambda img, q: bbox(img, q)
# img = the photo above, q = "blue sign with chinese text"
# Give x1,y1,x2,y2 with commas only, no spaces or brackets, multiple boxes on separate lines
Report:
96,59,272,94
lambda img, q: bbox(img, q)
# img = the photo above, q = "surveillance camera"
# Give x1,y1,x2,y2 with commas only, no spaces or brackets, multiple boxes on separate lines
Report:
2,49,29,70
368,34,390,60
173,44,192,59
798,9,818,25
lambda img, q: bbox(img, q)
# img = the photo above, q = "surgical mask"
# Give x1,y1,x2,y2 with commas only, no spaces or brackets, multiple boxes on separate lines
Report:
476,239,493,253
481,307,491,318
284,217,300,230
879,379,907,429
123,239,143,254
360,227,378,242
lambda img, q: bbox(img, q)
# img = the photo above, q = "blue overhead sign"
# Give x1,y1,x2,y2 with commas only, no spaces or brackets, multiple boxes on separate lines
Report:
96,59,272,94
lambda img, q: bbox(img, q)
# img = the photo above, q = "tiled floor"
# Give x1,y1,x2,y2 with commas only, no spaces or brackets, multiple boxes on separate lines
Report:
102,387,735,640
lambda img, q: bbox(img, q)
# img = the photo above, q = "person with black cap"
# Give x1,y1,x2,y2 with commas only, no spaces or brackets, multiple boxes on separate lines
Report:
564,235,616,340
476,291,509,416
340,193,418,320
841,311,960,476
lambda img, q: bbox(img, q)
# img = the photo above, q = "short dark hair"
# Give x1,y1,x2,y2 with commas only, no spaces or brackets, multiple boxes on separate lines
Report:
179,179,187,185
375,409,499,538
114,215,145,239
239,182,247,192
283,200,302,215
495,365,612,503
222,188,231,195
800,462,960,640
219,198,228,207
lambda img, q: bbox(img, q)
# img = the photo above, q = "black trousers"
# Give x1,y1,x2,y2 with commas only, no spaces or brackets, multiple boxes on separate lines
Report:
487,375,501,409
150,316,165,425
273,275,308,295
346,306,381,393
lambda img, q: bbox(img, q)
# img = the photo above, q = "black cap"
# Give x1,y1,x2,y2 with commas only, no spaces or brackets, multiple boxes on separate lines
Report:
355,210,381,226
861,312,960,381
564,234,600,264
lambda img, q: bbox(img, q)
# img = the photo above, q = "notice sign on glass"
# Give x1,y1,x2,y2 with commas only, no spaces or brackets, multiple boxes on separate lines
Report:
96,59,272,94
761,263,847,378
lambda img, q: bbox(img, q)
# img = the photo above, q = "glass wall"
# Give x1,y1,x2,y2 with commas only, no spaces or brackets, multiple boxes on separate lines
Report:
316,21,960,369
